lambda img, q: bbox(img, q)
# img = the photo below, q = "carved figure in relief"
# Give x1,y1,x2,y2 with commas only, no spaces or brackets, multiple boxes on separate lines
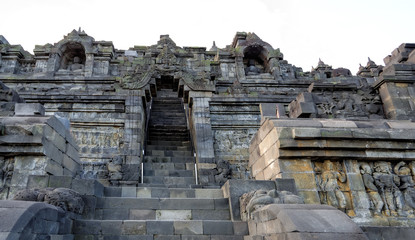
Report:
394,162,415,212
68,56,84,71
373,161,403,216
318,160,347,209
0,158,13,192
360,163,384,216
245,59,260,75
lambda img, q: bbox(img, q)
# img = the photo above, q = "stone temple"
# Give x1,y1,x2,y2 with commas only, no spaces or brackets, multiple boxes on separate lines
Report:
0,29,415,239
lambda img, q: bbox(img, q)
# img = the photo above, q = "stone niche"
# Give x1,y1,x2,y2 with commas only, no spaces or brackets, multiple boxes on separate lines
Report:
243,44,268,76
58,42,86,71
250,118,415,226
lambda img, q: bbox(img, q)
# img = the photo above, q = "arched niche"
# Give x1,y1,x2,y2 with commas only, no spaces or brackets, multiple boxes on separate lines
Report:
243,44,269,76
58,42,86,71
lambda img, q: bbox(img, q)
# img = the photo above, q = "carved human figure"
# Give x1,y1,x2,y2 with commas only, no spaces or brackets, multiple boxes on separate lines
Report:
394,161,415,212
245,59,260,75
68,56,84,71
0,159,13,192
360,162,384,216
319,160,347,209
373,161,403,216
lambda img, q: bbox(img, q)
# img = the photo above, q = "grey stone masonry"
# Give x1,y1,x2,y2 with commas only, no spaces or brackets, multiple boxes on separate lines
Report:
0,115,81,199
0,200,77,240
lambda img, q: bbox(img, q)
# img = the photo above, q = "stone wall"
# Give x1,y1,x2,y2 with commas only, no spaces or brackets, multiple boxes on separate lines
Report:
0,114,80,199
250,118,415,226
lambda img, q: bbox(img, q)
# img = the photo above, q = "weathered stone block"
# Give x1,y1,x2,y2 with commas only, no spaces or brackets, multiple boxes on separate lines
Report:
156,210,192,220
48,176,73,188
14,103,45,116
147,221,173,235
174,221,203,235
27,175,49,188
122,220,146,235
222,179,276,221
130,209,156,220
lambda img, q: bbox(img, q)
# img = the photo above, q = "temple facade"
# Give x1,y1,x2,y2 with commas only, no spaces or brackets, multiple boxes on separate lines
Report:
1,29,415,239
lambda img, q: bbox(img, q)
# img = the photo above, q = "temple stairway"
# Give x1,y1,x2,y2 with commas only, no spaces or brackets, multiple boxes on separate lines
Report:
72,89,248,239
143,89,196,187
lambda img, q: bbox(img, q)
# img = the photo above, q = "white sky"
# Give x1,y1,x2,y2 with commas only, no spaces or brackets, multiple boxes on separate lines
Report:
1,0,415,73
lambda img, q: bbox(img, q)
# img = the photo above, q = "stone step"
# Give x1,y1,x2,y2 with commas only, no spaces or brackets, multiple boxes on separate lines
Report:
143,176,196,185
144,169,194,177
73,220,247,238
147,150,193,157
95,197,229,211
104,187,224,199
148,124,189,134
143,162,194,170
147,140,191,146
148,136,190,141
148,120,187,126
144,156,195,163
146,145,191,151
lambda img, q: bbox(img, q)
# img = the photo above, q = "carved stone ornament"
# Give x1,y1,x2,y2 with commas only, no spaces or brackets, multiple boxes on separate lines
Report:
239,189,304,221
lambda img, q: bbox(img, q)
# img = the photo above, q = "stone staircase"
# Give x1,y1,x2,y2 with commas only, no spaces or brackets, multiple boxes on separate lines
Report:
143,89,196,187
72,89,248,239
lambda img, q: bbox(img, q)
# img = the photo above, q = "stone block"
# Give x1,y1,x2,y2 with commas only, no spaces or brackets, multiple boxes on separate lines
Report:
284,232,368,240
174,220,203,235
62,155,80,173
181,235,210,240
275,178,298,195
48,176,73,188
321,129,353,138
45,160,64,176
278,172,317,191
233,221,249,235
221,179,276,221
256,219,283,235
43,139,64,165
73,220,101,234
137,187,151,198
14,103,45,116
121,187,137,197
121,220,146,235
101,220,122,235
43,125,66,152
278,159,313,173
293,128,322,139
263,161,280,180
192,209,230,220
195,189,223,199
320,120,357,128
27,175,49,188
258,128,279,156
66,144,80,162
277,208,363,234
102,208,129,220
159,199,214,210
156,210,192,220
72,179,104,197
147,221,173,235
130,209,156,220
46,116,67,139
203,220,234,235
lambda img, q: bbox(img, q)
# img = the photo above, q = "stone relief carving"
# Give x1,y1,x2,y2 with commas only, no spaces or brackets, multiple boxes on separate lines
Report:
240,189,304,221
0,157,13,194
14,188,85,214
315,160,347,210
358,161,415,217
360,162,384,216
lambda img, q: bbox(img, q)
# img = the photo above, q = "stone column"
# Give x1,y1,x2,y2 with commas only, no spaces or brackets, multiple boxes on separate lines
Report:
189,92,215,184
84,54,94,77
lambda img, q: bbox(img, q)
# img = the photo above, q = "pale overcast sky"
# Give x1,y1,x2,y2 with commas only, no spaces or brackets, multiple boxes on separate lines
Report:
1,0,414,73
